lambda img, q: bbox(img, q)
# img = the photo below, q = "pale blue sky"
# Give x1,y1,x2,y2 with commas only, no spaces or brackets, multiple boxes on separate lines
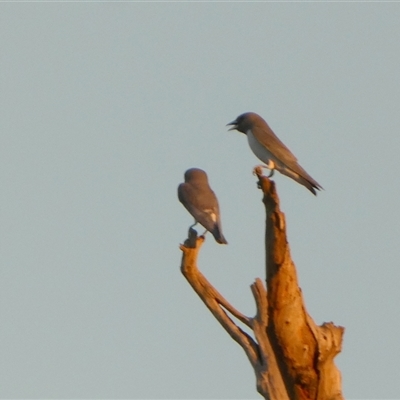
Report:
0,3,399,399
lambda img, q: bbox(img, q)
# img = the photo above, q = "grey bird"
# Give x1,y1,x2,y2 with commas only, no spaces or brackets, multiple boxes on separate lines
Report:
178,168,228,244
227,112,323,195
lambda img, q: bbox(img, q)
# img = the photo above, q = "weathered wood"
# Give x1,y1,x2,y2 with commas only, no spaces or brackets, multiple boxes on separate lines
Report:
179,169,344,400
254,167,344,400
250,278,290,400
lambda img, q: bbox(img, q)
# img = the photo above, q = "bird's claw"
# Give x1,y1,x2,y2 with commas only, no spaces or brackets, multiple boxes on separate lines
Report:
253,164,275,178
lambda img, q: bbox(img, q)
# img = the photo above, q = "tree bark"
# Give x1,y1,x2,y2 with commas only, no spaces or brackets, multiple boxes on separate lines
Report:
179,168,344,400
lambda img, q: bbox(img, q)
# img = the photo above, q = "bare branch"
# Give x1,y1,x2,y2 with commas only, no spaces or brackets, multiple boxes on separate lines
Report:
255,168,345,400
179,169,344,400
180,236,259,366
180,230,289,400
251,279,290,400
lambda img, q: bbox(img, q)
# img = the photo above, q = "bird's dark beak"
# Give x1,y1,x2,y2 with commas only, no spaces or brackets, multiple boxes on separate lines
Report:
226,120,237,131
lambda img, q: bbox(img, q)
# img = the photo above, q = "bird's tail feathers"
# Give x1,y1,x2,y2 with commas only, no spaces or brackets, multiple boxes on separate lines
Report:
296,177,318,195
212,224,228,244
280,167,322,195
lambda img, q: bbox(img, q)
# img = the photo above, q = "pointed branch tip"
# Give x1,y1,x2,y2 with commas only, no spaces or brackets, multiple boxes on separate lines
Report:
253,166,275,192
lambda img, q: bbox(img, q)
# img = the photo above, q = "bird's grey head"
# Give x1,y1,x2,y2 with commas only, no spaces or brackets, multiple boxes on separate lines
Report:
227,112,263,134
184,168,209,183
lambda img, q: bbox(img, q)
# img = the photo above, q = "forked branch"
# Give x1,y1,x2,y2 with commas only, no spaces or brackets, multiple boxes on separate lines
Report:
179,169,344,400
180,233,288,400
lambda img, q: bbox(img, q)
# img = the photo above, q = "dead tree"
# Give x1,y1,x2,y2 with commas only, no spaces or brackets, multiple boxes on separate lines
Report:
179,168,344,400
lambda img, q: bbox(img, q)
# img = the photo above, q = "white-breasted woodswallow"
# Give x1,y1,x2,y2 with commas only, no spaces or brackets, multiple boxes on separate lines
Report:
227,112,323,195
178,168,228,244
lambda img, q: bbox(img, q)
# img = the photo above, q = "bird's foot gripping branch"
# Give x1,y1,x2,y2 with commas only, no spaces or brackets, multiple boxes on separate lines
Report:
179,170,345,400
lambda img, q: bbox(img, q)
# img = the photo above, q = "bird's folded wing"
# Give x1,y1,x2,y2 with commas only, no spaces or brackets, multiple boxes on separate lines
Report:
251,121,298,165
252,122,321,187
178,183,220,230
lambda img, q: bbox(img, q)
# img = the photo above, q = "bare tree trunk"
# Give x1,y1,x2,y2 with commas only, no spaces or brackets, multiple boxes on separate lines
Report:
179,169,344,400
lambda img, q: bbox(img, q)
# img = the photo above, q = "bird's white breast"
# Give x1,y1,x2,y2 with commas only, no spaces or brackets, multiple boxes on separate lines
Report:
246,129,275,164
